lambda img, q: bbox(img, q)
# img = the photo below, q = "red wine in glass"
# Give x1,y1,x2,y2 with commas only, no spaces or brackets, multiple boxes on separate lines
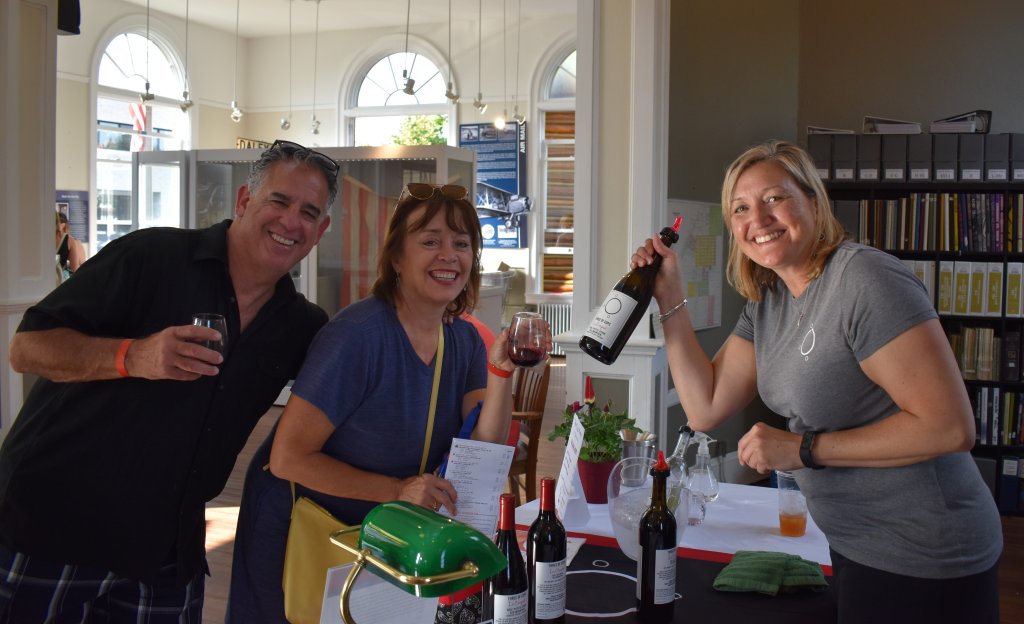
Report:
509,346,544,367
508,312,546,368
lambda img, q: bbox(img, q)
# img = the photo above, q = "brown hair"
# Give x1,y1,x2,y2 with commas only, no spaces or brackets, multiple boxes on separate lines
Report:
721,140,847,301
370,191,483,317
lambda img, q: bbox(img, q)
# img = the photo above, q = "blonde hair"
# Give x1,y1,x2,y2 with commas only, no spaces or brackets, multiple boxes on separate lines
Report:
721,140,847,301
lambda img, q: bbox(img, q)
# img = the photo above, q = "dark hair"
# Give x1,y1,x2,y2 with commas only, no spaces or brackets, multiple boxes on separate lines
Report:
371,193,483,317
57,212,69,225
247,142,339,213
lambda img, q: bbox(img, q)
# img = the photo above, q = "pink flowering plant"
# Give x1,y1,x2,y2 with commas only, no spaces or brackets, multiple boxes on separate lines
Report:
548,376,640,463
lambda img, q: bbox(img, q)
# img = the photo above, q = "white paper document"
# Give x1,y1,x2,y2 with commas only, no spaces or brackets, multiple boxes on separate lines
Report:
320,563,438,624
554,414,590,527
439,437,515,536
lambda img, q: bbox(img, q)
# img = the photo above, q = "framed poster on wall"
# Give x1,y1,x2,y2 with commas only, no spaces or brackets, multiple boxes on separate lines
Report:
458,121,531,247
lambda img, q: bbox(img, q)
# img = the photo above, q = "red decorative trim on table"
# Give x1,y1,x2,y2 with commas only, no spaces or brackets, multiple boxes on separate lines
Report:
515,524,833,577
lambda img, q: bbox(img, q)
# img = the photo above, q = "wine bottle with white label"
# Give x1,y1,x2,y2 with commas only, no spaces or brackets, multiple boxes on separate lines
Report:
527,477,566,624
484,493,529,624
579,217,682,364
637,450,677,622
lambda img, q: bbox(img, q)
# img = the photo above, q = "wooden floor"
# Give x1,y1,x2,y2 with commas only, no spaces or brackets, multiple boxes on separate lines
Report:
204,359,1024,623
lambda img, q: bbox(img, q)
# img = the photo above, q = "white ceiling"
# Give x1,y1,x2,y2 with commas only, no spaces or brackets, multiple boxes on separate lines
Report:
120,0,576,38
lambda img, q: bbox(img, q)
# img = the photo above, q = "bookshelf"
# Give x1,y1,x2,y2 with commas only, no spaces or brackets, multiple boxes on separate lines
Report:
828,180,1024,515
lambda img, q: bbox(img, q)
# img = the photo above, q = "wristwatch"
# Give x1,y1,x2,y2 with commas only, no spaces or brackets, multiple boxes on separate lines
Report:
800,431,825,470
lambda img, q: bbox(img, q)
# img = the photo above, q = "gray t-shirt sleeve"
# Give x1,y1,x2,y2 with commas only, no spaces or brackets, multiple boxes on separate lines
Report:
839,249,937,362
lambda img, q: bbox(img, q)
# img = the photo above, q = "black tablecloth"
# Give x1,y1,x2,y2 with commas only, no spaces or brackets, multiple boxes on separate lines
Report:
564,543,837,624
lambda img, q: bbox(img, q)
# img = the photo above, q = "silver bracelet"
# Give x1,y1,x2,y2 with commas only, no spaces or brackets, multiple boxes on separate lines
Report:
658,299,688,323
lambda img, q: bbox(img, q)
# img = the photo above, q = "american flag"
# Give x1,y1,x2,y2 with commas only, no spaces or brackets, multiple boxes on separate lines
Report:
338,175,393,308
129,103,146,151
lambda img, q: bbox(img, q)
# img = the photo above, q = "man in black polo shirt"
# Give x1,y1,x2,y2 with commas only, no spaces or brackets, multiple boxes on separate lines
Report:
0,141,336,622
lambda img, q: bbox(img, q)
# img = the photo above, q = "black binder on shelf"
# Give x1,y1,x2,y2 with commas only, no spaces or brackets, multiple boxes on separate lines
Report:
959,134,984,182
807,134,832,181
1011,134,1024,182
832,134,856,181
857,134,881,182
907,134,932,181
933,134,958,182
882,135,907,181
985,134,1010,182
975,456,997,496
998,457,1021,513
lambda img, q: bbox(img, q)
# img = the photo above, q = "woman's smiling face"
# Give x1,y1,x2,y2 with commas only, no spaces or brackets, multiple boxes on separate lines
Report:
728,160,818,280
393,204,474,310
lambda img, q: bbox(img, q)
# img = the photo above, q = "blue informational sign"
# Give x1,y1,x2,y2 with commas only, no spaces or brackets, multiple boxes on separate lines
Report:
459,121,531,248
56,190,89,243
480,216,527,249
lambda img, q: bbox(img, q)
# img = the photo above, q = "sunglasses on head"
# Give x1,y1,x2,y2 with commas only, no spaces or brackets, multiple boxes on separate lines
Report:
268,140,340,177
402,183,469,202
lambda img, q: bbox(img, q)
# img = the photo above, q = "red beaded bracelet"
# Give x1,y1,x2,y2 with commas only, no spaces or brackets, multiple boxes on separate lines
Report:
487,362,513,378
115,338,134,378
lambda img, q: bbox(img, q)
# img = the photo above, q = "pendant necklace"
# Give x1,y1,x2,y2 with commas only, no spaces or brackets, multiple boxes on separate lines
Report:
795,278,818,327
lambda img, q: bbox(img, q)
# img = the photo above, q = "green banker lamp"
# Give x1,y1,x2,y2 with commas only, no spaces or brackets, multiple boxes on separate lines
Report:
330,501,506,624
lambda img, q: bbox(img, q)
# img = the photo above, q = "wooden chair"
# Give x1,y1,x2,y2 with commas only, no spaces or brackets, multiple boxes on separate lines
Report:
507,360,552,505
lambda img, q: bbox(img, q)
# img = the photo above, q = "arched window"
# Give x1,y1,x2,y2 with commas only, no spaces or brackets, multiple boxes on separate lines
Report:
538,49,576,294
346,51,453,147
95,30,189,250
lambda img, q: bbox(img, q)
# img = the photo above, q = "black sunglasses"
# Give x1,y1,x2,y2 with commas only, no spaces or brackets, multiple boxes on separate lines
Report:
269,140,340,177
402,183,469,202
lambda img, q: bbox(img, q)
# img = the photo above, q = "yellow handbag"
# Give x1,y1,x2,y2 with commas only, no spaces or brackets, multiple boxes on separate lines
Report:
281,326,444,624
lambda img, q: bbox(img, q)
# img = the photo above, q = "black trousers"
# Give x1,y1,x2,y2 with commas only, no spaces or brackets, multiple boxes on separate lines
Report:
829,548,999,624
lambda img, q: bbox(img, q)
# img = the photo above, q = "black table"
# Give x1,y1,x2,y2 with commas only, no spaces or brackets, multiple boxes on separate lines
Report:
564,543,837,624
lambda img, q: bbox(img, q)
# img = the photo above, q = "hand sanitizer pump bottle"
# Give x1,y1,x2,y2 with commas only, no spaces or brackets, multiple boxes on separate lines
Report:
686,433,720,526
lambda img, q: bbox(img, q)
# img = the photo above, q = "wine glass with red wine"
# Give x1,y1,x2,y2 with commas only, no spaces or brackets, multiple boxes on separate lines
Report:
507,312,547,367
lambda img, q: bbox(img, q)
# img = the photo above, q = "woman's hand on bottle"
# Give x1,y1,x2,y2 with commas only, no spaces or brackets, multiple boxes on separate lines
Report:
398,473,459,515
631,234,685,306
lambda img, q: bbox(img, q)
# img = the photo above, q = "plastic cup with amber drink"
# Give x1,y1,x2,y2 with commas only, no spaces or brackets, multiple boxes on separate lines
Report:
775,470,807,537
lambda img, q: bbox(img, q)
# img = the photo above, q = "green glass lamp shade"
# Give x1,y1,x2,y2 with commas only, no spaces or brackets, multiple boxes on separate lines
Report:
358,501,506,598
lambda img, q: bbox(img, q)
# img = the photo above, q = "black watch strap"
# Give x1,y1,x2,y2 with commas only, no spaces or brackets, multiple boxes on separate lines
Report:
800,431,825,470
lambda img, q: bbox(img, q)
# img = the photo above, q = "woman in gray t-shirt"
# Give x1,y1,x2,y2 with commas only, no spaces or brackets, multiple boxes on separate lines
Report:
631,140,1001,622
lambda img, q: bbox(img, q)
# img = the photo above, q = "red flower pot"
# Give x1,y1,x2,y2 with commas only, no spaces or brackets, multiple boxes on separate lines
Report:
577,459,617,504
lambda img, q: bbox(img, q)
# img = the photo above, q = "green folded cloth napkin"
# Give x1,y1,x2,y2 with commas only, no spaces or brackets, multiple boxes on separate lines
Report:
713,550,828,596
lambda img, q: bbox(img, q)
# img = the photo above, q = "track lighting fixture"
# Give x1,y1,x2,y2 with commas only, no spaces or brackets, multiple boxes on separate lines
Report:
473,94,487,114
311,0,321,134
311,114,321,135
402,71,416,96
474,0,485,115
229,0,243,122
140,0,154,103
180,0,193,112
445,0,459,103
281,0,293,130
495,111,507,130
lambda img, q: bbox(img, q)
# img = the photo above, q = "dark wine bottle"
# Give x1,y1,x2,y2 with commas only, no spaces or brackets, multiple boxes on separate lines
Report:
579,217,682,365
484,493,529,624
637,450,677,623
527,477,566,624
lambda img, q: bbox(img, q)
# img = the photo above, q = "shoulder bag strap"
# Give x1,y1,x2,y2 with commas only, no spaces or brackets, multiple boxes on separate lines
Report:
419,324,444,476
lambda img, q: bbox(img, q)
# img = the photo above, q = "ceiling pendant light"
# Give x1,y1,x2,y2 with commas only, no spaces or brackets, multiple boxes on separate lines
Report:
140,0,155,103
179,0,193,111
493,0,507,129
229,0,243,122
444,0,458,103
401,0,416,96
512,0,524,124
472,0,486,114
280,0,292,129
311,0,320,134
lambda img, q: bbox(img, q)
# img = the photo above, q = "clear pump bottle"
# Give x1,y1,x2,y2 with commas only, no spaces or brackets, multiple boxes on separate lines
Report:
686,433,720,526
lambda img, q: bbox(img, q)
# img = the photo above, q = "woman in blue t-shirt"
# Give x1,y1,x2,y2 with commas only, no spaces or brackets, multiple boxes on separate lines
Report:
227,183,551,623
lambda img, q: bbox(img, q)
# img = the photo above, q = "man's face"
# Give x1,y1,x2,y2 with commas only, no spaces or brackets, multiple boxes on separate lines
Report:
232,160,332,278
